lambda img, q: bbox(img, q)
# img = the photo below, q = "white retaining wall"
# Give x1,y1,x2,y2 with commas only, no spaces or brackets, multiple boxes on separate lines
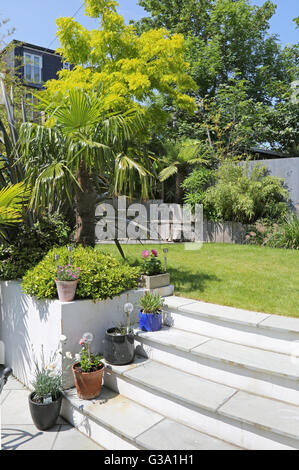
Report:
0,281,173,389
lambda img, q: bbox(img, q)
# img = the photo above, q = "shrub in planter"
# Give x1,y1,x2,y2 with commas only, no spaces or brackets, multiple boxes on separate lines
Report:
139,292,164,332
67,333,104,400
55,265,81,302
104,303,135,365
22,246,141,301
29,348,62,431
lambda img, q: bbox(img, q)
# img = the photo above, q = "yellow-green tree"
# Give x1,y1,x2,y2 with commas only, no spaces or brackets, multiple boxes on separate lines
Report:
45,0,196,122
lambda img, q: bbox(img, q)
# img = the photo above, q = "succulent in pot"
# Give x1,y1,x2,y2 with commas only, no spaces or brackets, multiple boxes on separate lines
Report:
67,333,104,400
139,292,165,332
104,303,135,365
55,264,81,302
29,346,63,431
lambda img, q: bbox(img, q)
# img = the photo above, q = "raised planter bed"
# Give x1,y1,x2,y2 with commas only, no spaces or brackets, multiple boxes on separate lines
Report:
0,281,174,389
141,273,170,290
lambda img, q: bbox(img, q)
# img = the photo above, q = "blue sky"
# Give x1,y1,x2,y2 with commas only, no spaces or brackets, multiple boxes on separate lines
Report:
0,0,298,50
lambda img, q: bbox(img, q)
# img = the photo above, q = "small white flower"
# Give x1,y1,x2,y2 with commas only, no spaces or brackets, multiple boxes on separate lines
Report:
75,353,81,362
83,332,93,344
60,335,67,342
65,352,73,360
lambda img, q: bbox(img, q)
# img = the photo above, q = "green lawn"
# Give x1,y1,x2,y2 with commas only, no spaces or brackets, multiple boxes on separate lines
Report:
98,243,299,317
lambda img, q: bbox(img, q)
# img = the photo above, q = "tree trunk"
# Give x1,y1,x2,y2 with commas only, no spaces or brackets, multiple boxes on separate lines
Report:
175,172,184,204
74,162,97,247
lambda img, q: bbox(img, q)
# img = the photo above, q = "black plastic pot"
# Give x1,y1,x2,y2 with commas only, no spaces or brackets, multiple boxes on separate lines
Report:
29,392,62,431
104,328,135,365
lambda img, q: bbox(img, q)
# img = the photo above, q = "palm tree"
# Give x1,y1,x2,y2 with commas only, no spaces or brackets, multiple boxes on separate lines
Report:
19,88,148,246
159,139,209,203
0,181,30,238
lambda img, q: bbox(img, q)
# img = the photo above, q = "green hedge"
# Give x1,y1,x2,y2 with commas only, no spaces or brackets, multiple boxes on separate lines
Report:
22,246,141,301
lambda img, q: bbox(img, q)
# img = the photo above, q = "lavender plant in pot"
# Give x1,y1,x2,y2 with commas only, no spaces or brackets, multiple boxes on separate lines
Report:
139,292,165,332
104,303,135,365
55,264,81,302
29,347,63,431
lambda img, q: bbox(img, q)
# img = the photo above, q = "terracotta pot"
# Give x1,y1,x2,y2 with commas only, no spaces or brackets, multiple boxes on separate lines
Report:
72,363,104,400
55,280,78,302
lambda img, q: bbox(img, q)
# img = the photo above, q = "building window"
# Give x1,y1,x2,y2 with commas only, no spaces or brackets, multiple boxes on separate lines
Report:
24,52,42,84
25,92,41,123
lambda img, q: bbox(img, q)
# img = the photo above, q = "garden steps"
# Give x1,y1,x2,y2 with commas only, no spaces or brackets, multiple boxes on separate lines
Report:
134,327,299,406
103,356,299,450
163,296,299,350
61,385,238,450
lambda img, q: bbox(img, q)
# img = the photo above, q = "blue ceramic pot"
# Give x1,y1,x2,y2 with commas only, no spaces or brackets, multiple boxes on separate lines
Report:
139,310,162,332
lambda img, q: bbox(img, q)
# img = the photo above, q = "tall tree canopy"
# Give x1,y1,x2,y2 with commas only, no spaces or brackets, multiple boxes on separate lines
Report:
135,0,299,155
45,0,197,121
136,0,293,104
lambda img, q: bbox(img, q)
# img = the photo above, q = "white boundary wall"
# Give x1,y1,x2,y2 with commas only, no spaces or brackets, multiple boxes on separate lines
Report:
0,281,173,389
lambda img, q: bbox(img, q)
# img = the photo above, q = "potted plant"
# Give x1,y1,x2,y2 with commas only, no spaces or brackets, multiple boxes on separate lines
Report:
104,303,135,365
55,264,81,302
68,333,104,400
140,249,170,289
139,291,165,332
29,347,62,431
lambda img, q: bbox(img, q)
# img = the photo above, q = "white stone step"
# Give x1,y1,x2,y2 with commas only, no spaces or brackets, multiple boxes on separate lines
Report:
62,386,238,450
134,327,299,406
163,296,299,349
103,357,299,449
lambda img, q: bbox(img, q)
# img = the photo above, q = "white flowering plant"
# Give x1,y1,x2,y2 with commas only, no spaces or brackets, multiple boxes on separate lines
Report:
65,333,104,374
31,346,62,404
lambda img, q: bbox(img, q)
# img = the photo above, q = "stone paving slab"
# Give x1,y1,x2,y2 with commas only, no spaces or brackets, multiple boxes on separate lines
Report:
3,376,27,391
135,327,210,352
173,299,270,326
1,390,11,405
1,425,60,450
103,355,149,376
163,296,198,309
259,315,299,334
136,418,240,450
53,425,104,450
2,390,35,425
192,339,299,380
219,391,299,440
124,360,236,412
64,386,163,441
1,380,103,450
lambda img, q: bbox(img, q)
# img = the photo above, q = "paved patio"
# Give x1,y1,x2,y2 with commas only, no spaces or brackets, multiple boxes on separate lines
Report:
1,373,103,450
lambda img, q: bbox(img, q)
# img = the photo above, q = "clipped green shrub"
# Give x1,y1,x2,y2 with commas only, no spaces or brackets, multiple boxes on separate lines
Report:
22,246,141,301
0,213,71,280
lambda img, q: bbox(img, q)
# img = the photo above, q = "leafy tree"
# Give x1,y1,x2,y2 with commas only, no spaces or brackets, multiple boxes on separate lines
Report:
136,0,287,103
45,0,197,121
